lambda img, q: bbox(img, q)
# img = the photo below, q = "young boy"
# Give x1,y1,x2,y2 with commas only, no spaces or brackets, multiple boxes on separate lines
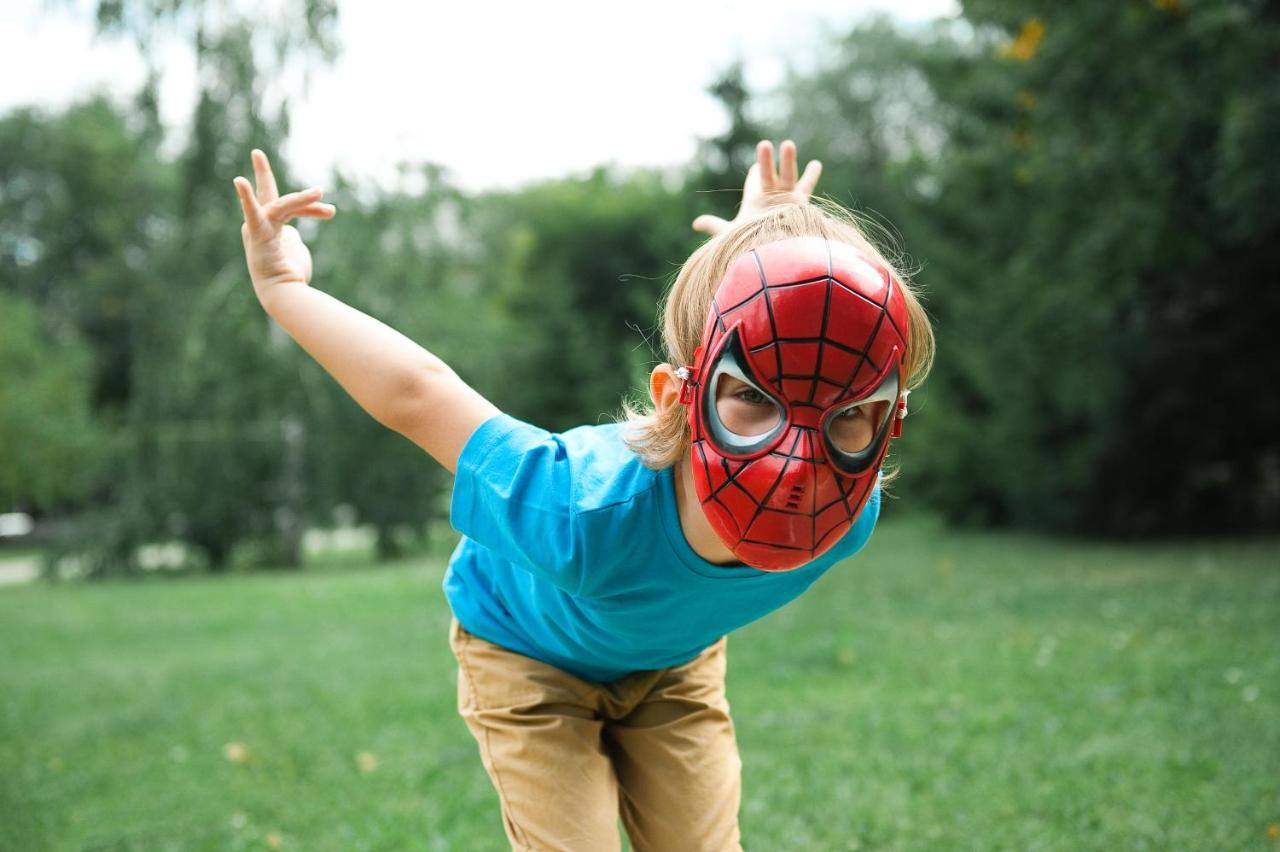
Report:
234,140,933,851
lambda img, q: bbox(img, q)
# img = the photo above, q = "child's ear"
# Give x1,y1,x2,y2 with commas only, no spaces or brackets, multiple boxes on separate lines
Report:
650,364,681,413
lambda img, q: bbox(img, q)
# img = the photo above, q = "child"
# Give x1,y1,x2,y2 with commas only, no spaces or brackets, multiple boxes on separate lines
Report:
233,140,933,851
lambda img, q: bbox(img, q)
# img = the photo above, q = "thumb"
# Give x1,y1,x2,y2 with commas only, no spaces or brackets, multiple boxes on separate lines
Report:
692,214,729,236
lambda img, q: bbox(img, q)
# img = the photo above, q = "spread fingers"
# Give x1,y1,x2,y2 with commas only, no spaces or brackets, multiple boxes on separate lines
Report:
756,140,776,190
778,140,798,185
251,149,280,204
294,202,336,219
233,176,268,233
264,188,324,222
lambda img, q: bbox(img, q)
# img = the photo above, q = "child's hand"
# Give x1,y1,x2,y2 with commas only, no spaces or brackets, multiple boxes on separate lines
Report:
233,149,336,309
692,140,822,237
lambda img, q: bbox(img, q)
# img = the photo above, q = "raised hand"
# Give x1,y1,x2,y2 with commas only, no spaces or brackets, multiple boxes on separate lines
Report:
232,149,336,307
692,140,823,237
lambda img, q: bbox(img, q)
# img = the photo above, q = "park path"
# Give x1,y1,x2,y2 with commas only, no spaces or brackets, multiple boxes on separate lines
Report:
0,556,39,586
0,527,377,587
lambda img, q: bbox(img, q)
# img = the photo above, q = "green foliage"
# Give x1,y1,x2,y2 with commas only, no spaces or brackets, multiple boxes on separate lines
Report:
0,97,168,414
0,3,344,571
469,169,697,432
785,7,1280,534
0,98,157,558
925,2,1280,533
0,292,103,510
305,168,486,557
3,520,1277,848
781,18,940,231
691,61,774,224
91,0,340,64
5,0,1278,577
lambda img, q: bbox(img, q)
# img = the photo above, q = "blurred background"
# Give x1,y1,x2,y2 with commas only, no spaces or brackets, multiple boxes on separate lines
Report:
1,0,1278,849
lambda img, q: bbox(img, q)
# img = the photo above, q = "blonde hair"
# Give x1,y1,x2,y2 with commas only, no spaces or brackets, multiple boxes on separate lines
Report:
622,198,935,471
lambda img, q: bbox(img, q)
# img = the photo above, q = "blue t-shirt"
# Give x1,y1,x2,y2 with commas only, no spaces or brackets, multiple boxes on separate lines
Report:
443,413,880,682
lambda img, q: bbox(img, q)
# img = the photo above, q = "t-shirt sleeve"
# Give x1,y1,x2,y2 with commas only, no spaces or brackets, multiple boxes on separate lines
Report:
449,413,587,593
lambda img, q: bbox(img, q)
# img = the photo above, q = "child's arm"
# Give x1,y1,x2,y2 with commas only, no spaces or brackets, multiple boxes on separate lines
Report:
692,139,823,236
233,150,498,474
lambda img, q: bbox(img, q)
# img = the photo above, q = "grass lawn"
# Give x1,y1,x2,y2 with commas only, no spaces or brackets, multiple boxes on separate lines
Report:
2,515,1277,850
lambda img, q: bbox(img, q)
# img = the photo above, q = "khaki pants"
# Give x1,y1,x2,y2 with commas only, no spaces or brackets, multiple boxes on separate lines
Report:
449,619,743,851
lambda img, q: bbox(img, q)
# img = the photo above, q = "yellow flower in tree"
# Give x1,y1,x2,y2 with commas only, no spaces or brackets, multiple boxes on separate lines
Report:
265,831,284,849
1001,17,1046,62
1266,823,1280,840
357,751,379,773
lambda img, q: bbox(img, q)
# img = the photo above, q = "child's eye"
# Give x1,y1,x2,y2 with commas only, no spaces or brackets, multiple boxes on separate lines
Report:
735,388,770,406
836,404,867,419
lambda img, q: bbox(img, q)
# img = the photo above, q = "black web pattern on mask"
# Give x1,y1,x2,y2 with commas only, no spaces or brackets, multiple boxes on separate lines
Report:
702,241,906,409
694,436,874,555
693,240,894,554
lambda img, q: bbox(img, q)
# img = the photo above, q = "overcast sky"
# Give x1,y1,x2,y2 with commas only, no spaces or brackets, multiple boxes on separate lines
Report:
1,0,957,191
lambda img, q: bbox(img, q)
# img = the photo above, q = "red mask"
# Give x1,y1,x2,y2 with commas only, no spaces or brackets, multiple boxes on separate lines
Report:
679,236,910,571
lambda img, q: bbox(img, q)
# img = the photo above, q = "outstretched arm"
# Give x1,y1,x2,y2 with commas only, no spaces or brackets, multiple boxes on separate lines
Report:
692,139,823,236
233,149,498,473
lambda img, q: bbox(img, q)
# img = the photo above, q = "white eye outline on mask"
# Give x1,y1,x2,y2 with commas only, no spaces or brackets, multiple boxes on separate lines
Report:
702,331,789,457
820,365,900,475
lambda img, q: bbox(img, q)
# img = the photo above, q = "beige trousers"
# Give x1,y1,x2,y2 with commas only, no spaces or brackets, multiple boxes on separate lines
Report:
449,619,744,851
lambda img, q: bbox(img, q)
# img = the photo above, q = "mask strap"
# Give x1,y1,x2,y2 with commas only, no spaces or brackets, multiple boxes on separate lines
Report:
891,389,911,439
675,366,700,405
675,346,704,405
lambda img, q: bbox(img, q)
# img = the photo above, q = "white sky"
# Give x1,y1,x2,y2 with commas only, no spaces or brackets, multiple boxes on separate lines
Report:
0,0,957,192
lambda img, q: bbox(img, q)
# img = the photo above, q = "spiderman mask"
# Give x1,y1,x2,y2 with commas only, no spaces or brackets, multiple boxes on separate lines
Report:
680,236,911,571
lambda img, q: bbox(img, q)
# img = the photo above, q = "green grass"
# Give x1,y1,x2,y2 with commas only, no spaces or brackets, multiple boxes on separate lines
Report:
2,516,1278,851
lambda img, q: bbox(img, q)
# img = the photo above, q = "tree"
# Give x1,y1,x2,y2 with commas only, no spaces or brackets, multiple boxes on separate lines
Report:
469,169,695,434
773,6,1280,535
0,292,103,511
304,166,485,559
1,1,343,572
0,98,168,416
690,62,774,226
922,2,1280,533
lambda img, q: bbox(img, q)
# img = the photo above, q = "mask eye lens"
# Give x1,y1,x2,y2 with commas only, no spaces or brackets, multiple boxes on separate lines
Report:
714,375,782,438
702,330,788,456
827,401,891,454
822,368,900,474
